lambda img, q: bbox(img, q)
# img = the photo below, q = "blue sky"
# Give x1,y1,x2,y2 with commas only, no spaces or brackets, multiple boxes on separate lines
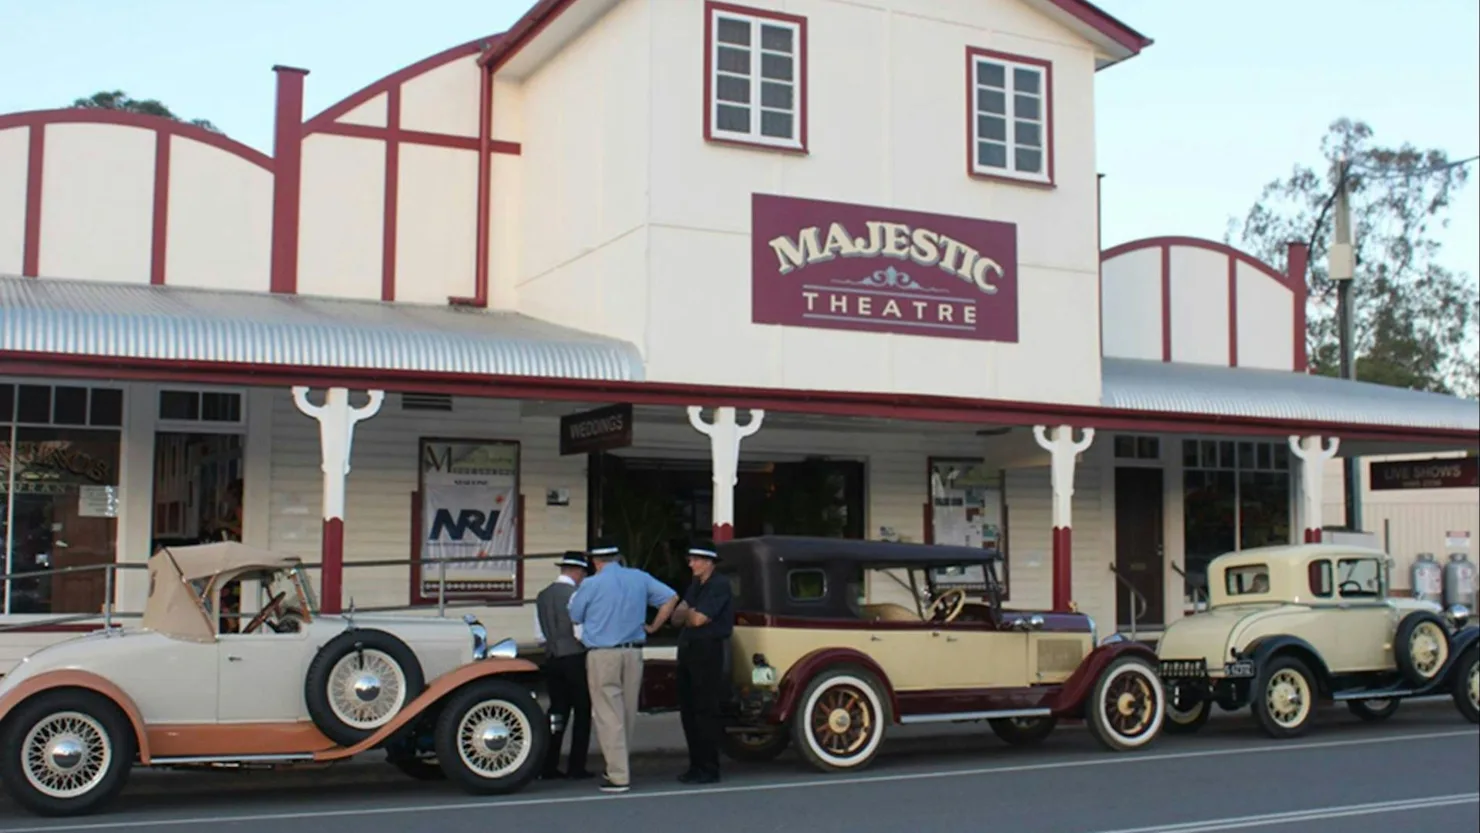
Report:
2,0,1476,279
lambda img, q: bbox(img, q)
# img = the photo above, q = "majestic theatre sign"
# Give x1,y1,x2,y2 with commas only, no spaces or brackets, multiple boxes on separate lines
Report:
751,194,1019,342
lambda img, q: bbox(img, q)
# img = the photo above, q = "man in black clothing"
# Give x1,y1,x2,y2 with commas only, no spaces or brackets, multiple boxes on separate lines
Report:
535,551,594,780
671,542,734,784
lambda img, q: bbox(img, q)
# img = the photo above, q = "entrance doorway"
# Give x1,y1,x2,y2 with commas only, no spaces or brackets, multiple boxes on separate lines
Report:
1114,467,1164,627
588,455,864,589
152,432,244,629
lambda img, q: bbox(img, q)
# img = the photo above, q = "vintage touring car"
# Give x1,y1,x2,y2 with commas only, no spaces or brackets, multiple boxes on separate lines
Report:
1156,544,1479,738
638,536,1167,772
0,542,547,817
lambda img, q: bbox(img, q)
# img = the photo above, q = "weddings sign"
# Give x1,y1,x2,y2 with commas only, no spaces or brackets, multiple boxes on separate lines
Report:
418,439,521,600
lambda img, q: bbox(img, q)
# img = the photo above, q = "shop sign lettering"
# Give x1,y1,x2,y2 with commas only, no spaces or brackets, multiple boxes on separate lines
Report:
1369,457,1479,490
752,194,1018,342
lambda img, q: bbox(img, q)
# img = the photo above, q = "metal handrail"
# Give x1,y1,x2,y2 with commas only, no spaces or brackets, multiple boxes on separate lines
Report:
1107,563,1147,642
1171,561,1207,610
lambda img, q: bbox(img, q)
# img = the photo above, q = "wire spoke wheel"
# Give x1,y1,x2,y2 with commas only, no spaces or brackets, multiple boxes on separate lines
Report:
21,712,112,801
327,648,407,730
455,700,532,779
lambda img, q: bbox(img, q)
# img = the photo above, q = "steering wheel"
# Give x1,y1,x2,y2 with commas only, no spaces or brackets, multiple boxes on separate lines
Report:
927,588,968,623
1338,580,1364,595
242,592,287,634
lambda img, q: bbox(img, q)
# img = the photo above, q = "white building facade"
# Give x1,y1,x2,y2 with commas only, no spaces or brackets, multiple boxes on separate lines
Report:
1,0,1475,672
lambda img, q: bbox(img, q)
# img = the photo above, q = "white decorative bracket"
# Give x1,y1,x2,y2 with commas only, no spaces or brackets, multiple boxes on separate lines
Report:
292,387,385,520
688,406,765,531
1289,434,1340,537
1033,424,1095,528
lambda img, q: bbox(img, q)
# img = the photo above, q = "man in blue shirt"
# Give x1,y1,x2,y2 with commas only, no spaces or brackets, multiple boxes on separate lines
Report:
567,541,678,793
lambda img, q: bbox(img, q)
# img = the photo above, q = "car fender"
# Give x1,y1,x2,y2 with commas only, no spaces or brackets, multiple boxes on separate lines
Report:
1446,625,1480,678
1043,641,1158,716
0,669,155,764
1238,634,1332,692
315,657,539,761
772,647,898,725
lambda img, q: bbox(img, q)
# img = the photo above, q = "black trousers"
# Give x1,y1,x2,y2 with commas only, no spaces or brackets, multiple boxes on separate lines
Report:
543,652,591,775
677,637,727,777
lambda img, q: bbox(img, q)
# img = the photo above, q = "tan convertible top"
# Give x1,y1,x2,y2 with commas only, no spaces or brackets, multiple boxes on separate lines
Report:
140,542,303,643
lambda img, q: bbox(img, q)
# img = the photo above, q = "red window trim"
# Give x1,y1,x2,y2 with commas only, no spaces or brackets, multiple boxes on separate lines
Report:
702,0,809,155
964,46,1056,188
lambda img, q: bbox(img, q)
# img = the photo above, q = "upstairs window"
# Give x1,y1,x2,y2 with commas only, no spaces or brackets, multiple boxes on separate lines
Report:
705,2,807,151
967,48,1052,184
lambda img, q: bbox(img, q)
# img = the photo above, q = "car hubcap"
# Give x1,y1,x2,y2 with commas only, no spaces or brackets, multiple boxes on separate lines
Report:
1410,624,1447,676
22,712,112,799
457,700,530,778
810,685,871,758
328,649,407,730
1267,670,1310,727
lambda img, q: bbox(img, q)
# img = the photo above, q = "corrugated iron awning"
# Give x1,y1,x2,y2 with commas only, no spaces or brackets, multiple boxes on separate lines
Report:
1102,358,1479,433
0,276,645,382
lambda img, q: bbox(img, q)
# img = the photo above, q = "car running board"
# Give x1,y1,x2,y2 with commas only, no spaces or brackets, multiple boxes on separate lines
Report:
149,753,318,766
898,707,1052,725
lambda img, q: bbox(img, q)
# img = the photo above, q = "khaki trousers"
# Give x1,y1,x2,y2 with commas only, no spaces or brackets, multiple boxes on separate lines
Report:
586,647,643,785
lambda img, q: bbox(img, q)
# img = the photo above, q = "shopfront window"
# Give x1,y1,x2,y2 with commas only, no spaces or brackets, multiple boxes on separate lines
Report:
2,383,125,615
1182,439,1290,598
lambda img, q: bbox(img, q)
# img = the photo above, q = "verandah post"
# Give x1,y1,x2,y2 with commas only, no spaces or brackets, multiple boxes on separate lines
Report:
1033,424,1095,612
688,406,765,542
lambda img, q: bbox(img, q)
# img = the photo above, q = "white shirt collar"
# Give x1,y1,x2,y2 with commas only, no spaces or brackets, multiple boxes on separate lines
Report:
555,574,577,586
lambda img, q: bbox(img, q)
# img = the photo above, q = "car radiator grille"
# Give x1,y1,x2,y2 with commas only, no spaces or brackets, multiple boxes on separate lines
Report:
1036,639,1084,673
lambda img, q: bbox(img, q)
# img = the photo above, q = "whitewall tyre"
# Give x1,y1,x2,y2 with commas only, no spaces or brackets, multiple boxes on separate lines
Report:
1252,656,1317,739
304,629,426,747
0,691,135,817
791,668,889,772
1394,612,1451,687
1453,648,1478,724
434,678,546,795
1085,656,1164,751
1163,697,1211,735
1346,698,1400,722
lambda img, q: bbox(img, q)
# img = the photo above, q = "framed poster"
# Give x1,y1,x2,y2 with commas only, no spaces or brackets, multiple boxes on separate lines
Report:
413,438,522,603
925,457,1009,598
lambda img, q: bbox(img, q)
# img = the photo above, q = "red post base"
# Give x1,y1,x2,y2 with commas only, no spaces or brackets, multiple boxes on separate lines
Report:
321,517,344,614
1051,526,1073,612
1304,528,1322,543
712,523,734,543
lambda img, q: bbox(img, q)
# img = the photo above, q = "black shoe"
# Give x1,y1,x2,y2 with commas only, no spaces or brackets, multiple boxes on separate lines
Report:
567,769,595,780
540,769,564,781
599,777,630,793
688,771,720,785
676,769,699,783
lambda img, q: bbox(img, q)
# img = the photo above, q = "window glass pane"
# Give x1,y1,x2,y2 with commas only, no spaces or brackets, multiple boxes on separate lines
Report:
760,80,792,110
760,24,792,52
1013,67,1041,94
1219,441,1235,468
1114,436,1135,459
1257,443,1273,471
1273,443,1290,470
89,388,123,427
977,88,1006,115
976,141,1007,169
159,390,199,421
978,114,1005,142
716,46,750,74
1336,558,1381,598
201,392,241,423
716,104,750,132
716,16,750,45
1013,148,1042,173
1308,561,1332,597
1014,120,1041,148
976,60,1005,88
1200,440,1217,468
0,384,13,422
17,385,50,424
788,569,826,601
1226,564,1270,596
1137,437,1160,459
1238,471,1291,550
760,52,792,81
1183,440,1198,468
1237,442,1254,470
1013,94,1040,121
1183,469,1236,591
716,74,750,104
760,110,793,139
53,387,88,426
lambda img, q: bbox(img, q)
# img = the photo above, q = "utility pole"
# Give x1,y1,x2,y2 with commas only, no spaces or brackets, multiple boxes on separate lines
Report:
1329,157,1362,533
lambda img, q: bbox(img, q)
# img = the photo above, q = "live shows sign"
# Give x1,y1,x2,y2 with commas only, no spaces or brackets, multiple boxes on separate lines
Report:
751,193,1019,342
1369,456,1479,490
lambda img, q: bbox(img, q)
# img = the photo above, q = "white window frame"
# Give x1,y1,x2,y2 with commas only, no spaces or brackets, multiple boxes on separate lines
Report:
968,50,1051,184
707,4,805,151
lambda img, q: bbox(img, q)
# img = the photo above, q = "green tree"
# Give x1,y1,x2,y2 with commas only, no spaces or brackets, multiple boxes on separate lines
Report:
71,90,222,134
1225,118,1478,397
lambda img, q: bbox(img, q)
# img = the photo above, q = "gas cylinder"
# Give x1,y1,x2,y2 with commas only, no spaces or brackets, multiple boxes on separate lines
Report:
1443,552,1477,609
1410,553,1444,604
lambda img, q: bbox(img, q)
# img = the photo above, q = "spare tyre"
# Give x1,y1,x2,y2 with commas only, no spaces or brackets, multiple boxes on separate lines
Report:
1393,611,1451,687
305,629,426,747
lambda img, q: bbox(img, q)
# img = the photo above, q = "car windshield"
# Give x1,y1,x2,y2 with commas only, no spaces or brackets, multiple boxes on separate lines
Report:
290,564,320,614
1336,558,1381,598
1225,564,1270,596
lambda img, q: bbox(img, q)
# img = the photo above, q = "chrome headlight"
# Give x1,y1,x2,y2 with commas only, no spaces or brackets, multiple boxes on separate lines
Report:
487,637,518,660
1447,604,1471,629
464,614,489,660
1083,614,1099,646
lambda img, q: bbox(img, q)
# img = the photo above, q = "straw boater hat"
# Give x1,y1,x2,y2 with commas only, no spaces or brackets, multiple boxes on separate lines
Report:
587,537,622,561
687,541,719,561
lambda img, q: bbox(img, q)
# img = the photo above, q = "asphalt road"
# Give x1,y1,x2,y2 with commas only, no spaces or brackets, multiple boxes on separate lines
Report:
0,702,1475,833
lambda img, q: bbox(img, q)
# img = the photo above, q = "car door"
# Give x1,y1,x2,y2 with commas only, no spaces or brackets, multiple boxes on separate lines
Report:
1329,556,1397,674
217,628,318,722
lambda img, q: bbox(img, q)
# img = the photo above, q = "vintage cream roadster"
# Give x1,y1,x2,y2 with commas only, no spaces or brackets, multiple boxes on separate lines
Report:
638,536,1168,772
1156,544,1479,738
0,543,548,817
